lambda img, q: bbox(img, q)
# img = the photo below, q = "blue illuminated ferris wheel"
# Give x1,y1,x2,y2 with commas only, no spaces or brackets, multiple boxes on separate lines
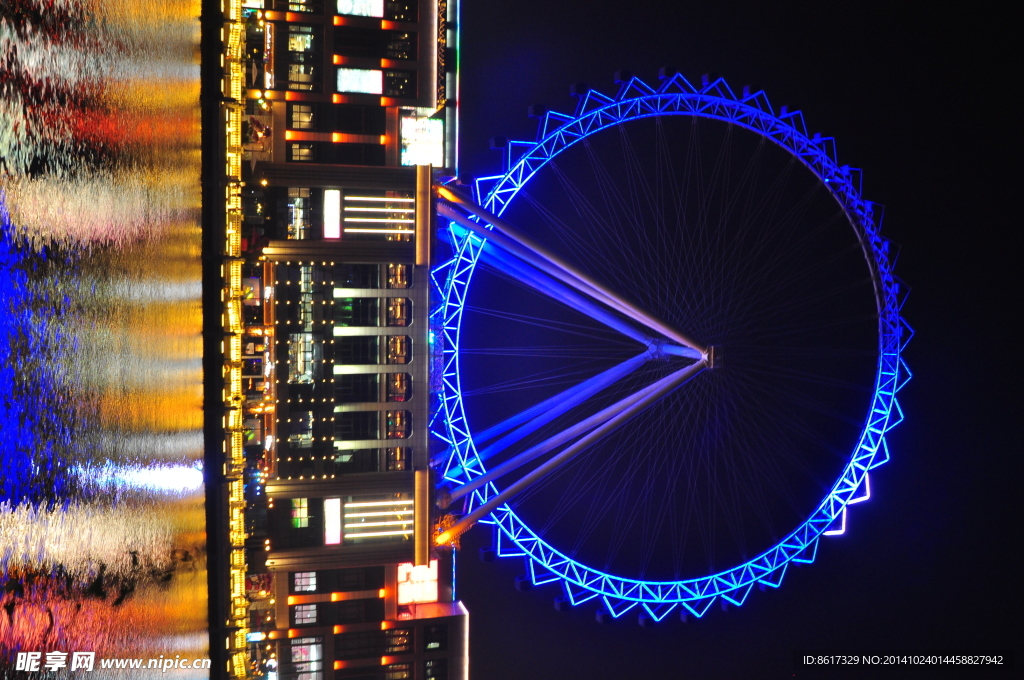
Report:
430,72,910,623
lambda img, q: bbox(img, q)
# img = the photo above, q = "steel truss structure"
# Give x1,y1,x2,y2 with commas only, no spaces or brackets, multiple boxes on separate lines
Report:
430,73,911,621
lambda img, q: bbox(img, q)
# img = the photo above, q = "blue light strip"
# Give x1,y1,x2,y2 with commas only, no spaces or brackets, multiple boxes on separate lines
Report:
432,74,908,617
441,352,646,481
473,237,655,346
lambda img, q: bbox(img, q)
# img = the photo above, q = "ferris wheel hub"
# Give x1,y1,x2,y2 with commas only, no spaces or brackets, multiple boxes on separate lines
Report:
705,346,722,369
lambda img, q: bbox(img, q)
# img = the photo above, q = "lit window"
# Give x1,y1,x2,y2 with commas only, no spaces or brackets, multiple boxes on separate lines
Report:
386,335,410,364
385,410,410,439
288,0,320,12
292,498,309,528
386,297,410,326
386,373,410,402
338,0,383,17
288,412,314,451
385,629,412,654
287,188,311,239
291,637,323,680
383,70,415,98
294,571,317,592
288,26,315,53
337,68,383,94
291,104,314,130
384,663,411,680
387,263,410,289
288,334,321,384
290,142,315,162
291,636,322,658
288,63,316,91
386,447,407,471
298,265,315,294
294,604,318,625
385,32,415,60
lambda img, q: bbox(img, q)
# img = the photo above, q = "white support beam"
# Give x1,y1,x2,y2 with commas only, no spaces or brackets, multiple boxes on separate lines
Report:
437,186,707,354
437,360,707,545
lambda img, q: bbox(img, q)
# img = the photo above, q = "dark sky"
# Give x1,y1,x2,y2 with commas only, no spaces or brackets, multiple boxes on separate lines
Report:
450,2,1017,679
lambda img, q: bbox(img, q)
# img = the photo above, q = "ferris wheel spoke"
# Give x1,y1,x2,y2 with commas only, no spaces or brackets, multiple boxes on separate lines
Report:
437,188,708,356
435,351,650,474
437,360,708,545
475,238,658,347
446,362,696,504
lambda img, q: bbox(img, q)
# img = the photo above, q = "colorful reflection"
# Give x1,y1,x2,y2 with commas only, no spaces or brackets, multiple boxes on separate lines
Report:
79,462,205,495
1,0,207,673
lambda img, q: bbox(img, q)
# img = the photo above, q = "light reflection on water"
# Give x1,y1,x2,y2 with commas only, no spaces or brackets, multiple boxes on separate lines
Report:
1,0,207,675
79,462,205,494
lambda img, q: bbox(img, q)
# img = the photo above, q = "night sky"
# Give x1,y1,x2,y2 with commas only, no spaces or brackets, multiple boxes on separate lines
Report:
449,1,1017,678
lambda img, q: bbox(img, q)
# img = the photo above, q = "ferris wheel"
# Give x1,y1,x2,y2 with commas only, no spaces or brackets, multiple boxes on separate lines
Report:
430,72,910,623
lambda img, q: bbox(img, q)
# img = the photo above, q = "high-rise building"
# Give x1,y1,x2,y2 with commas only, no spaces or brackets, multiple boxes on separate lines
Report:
218,1,466,678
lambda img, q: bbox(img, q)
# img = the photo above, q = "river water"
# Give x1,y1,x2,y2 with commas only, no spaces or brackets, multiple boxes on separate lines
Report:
1,0,209,675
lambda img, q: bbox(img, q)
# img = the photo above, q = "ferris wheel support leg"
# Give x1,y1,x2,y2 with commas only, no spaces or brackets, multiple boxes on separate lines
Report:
437,187,708,354
478,241,657,346
439,361,707,539
465,354,647,447
441,202,700,355
448,362,702,504
439,202,601,309
436,352,650,476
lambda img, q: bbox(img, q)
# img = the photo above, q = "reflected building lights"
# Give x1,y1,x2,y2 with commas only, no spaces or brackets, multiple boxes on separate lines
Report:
0,0,208,664
78,462,205,494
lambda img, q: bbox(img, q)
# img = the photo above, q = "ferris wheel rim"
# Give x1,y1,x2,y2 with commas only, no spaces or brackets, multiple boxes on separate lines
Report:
434,73,908,619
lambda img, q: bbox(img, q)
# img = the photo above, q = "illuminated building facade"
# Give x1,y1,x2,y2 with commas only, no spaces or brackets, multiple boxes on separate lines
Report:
221,1,466,678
